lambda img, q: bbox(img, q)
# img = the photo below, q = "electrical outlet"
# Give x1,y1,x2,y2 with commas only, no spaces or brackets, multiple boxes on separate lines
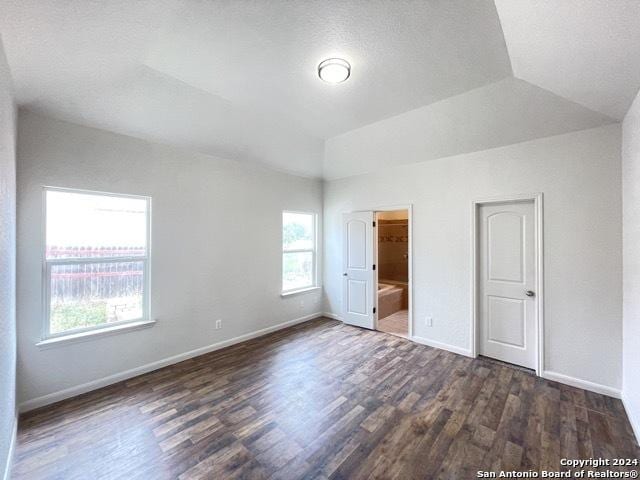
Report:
299,299,305,309
215,319,222,330
426,316,433,327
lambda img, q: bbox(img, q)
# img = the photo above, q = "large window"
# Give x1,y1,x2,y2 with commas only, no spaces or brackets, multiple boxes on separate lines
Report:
282,211,316,293
44,187,150,338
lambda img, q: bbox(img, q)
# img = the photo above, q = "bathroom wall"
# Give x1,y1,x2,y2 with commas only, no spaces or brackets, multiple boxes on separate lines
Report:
377,211,408,283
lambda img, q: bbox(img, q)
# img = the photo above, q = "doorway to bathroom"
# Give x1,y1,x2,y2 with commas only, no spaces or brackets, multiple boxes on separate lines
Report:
375,208,410,338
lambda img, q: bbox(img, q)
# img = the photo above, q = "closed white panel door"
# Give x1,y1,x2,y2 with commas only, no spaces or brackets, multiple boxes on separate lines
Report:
342,211,375,329
479,201,536,369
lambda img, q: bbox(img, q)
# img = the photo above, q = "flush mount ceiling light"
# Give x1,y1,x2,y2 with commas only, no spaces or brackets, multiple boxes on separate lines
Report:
318,58,351,83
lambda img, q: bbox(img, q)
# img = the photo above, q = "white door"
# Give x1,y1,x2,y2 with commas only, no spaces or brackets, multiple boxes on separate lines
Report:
342,211,375,329
479,201,537,369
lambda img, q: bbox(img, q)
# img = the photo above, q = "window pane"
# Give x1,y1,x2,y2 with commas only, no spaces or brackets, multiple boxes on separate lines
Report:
283,212,314,251
46,190,147,259
283,251,313,291
49,261,144,334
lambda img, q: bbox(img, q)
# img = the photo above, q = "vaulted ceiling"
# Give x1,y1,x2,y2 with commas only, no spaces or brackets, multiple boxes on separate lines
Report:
1,0,639,178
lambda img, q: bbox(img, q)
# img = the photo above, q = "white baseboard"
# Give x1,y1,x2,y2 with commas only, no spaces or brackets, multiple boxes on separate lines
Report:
541,370,621,398
322,311,343,321
410,335,473,358
622,391,640,444
2,415,17,480
19,312,323,413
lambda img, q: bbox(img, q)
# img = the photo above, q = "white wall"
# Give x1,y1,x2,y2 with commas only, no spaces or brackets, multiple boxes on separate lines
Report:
622,89,640,440
16,110,323,407
324,124,623,392
0,37,17,479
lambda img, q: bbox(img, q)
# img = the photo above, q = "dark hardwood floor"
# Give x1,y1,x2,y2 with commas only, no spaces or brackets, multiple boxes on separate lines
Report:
12,318,639,479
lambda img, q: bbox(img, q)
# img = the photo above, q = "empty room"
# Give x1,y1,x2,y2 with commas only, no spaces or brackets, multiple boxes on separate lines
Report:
1,1,640,479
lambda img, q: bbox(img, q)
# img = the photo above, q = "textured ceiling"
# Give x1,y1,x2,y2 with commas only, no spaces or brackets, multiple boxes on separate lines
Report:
144,0,511,139
495,0,640,120
0,1,637,178
323,77,615,179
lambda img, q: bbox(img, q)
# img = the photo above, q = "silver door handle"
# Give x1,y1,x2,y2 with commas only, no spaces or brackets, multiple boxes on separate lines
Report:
525,290,535,297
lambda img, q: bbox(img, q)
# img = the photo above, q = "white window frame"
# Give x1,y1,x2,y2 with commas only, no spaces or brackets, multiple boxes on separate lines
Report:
42,186,152,340
282,210,317,294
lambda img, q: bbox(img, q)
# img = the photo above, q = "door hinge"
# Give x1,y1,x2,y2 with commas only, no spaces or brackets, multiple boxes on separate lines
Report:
373,221,376,227
373,264,376,270
373,307,376,314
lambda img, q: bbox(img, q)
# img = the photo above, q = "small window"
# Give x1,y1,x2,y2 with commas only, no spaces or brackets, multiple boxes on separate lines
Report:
44,188,151,338
282,211,316,293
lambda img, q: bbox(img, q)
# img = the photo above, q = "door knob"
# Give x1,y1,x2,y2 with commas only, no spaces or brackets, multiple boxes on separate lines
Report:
343,273,348,276
525,290,535,297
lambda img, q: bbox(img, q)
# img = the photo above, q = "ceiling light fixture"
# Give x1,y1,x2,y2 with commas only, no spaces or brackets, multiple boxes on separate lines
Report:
318,58,351,83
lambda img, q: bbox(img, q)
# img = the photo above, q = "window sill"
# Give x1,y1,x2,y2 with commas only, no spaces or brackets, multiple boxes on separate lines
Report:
36,319,157,349
281,286,321,297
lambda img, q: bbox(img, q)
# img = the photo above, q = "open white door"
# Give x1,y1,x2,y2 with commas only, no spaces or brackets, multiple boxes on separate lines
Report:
342,211,376,329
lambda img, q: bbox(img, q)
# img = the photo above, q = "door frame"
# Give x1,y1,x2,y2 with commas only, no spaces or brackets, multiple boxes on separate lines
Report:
471,193,544,375
373,204,413,338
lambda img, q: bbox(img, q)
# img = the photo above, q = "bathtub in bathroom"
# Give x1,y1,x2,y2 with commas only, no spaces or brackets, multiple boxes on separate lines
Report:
378,282,397,293
377,280,408,319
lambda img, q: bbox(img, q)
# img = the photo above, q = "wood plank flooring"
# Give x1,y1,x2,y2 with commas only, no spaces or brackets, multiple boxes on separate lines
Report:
12,318,640,479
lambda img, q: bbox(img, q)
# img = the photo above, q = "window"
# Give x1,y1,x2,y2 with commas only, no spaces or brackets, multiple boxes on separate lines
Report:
44,187,150,338
282,211,316,293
